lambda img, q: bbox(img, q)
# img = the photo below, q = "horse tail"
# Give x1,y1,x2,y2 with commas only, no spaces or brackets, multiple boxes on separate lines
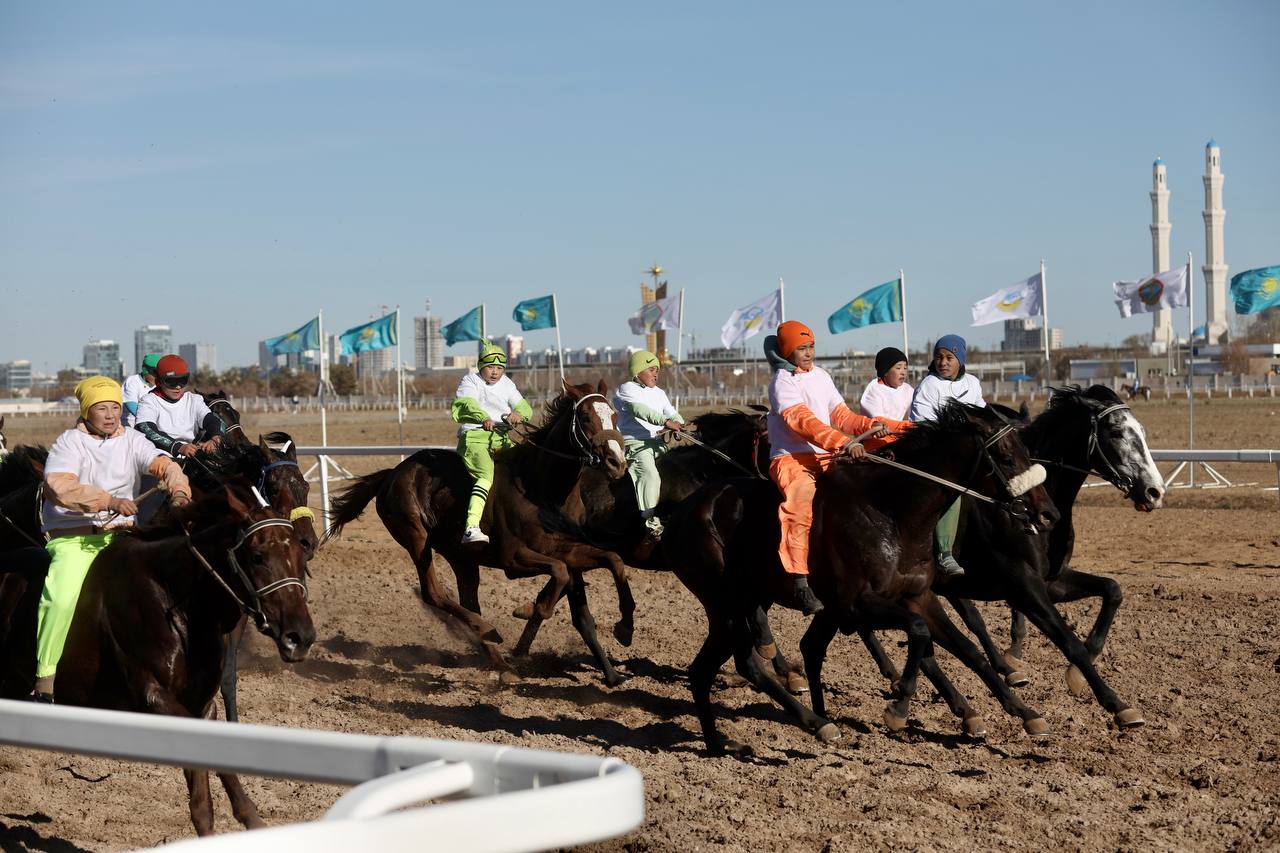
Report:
326,468,393,539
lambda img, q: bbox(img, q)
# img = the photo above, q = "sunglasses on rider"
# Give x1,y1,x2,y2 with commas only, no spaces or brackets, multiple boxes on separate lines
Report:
160,374,190,389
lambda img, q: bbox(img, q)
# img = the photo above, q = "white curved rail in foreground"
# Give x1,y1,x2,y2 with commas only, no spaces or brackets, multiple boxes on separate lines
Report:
0,699,644,852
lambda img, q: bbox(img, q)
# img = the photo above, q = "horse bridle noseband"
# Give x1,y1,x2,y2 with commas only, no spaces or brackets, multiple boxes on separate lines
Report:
1033,402,1135,495
520,393,621,468
208,399,244,438
184,517,307,632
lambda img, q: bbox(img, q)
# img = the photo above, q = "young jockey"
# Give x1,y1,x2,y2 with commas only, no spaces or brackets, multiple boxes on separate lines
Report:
766,321,909,614
614,350,684,542
121,353,161,428
859,346,914,422
908,334,987,579
451,342,533,545
134,355,224,459
33,376,191,700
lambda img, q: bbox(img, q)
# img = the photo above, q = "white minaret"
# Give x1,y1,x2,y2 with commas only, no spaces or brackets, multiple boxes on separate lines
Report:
1201,139,1228,344
1150,157,1172,346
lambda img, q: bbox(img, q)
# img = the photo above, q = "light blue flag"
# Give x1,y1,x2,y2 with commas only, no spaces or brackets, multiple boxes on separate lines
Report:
828,279,903,334
340,311,397,355
1230,265,1280,315
513,295,556,331
442,306,483,346
264,317,320,355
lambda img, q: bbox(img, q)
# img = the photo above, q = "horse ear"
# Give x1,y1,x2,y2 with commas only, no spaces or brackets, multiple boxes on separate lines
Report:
561,379,578,398
597,378,608,396
223,482,253,519
257,435,274,463
1018,402,1030,420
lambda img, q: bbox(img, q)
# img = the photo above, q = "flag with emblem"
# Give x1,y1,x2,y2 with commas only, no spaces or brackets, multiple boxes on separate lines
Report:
628,294,682,335
512,295,557,331
971,272,1044,326
721,288,782,349
264,316,321,355
441,305,484,346
339,310,398,355
828,279,903,334
1113,266,1189,318
1230,265,1280,315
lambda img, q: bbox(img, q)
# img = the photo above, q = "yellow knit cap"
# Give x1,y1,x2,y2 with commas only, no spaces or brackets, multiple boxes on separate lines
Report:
629,350,659,379
75,376,123,419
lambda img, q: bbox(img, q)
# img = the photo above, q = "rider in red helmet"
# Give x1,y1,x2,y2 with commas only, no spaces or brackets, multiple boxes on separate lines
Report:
134,355,224,459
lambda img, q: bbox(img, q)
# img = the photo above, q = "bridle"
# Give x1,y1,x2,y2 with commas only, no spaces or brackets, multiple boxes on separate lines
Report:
208,398,244,438
1033,402,1135,495
519,393,622,468
666,426,768,481
184,516,307,632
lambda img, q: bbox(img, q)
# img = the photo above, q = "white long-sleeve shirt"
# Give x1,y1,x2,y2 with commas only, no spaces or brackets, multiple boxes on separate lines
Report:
859,378,915,422
454,373,527,434
42,425,167,532
908,373,986,422
120,374,152,427
614,381,681,440
135,390,212,445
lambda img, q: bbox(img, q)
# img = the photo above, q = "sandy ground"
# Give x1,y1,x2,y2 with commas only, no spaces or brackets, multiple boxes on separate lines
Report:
1,397,1278,851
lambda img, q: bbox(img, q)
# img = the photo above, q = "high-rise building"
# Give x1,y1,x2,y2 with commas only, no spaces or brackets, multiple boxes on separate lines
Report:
178,343,217,376
134,325,173,372
413,315,445,370
496,334,523,364
83,340,124,380
258,341,279,374
1150,157,1173,348
1202,140,1228,344
0,360,33,391
1001,319,1062,352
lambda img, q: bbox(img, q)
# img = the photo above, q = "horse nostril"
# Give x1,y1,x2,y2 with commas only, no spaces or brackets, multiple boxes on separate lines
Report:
1145,486,1162,502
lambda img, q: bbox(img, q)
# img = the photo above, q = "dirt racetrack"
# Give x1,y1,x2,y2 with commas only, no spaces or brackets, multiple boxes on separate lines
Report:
1,394,1278,851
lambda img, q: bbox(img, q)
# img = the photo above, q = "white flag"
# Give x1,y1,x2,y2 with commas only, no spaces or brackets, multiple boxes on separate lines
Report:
721,288,782,349
1113,266,1189,317
628,294,682,335
971,272,1043,326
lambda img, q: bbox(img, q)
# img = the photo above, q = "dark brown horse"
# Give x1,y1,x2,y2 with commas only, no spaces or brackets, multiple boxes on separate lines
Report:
203,390,249,446
0,444,46,552
0,478,315,836
327,380,634,683
663,402,1060,754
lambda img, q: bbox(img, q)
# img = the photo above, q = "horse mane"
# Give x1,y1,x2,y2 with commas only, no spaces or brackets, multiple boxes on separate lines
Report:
0,445,48,493
1019,384,1120,447
511,383,595,449
883,401,991,457
124,478,253,542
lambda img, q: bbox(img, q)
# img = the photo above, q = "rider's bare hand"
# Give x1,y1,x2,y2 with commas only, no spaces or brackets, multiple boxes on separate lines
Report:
841,440,867,460
108,496,139,516
199,437,220,453
507,411,524,425
481,419,495,432
665,419,684,432
177,443,199,457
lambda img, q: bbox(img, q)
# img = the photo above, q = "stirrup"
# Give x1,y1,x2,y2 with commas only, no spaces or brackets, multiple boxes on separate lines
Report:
791,576,824,615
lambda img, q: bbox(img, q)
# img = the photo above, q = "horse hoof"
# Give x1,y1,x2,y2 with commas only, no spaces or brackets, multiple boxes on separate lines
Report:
498,669,522,686
612,622,634,648
1002,651,1028,672
816,722,842,743
883,707,909,733
1023,717,1052,739
962,716,988,738
1115,708,1145,728
511,603,535,620
603,670,627,688
1005,670,1030,688
785,671,809,695
1065,665,1088,697
712,738,753,758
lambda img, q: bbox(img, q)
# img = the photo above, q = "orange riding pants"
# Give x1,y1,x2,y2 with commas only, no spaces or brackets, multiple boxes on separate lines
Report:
770,452,838,576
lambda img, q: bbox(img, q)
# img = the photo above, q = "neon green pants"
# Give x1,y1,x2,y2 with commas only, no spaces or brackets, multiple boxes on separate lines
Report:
624,438,666,524
935,497,962,554
35,533,113,679
457,429,514,529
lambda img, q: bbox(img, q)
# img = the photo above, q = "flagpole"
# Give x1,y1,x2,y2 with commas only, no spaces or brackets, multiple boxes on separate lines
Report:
675,288,686,405
481,303,488,350
1040,259,1051,385
395,307,404,454
317,310,330,526
551,292,566,383
898,269,909,358
1187,251,1195,487
779,277,786,322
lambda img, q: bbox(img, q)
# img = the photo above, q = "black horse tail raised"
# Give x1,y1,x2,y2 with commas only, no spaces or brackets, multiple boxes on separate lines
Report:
326,468,393,539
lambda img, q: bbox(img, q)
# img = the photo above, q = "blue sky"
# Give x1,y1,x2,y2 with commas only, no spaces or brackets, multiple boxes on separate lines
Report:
2,1,1277,373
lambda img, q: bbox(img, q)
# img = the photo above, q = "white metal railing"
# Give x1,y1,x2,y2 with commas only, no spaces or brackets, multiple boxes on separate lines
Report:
0,699,643,853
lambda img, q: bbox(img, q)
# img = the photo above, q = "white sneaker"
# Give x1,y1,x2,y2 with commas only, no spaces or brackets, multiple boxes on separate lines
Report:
462,526,489,545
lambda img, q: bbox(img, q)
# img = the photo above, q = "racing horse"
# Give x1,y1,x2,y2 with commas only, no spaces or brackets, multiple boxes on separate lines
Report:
327,380,634,684
1120,383,1152,402
0,477,314,836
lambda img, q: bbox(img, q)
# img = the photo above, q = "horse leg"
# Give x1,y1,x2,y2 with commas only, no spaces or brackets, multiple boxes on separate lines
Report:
1010,588,1143,727
601,552,636,648
201,702,265,829
510,548,572,659
453,557,483,615
1047,568,1123,696
856,627,901,686
946,595,1024,686
564,574,624,687
799,608,841,719
730,615,838,744
918,655,988,738
750,605,807,695
220,616,248,723
183,769,216,836
417,545,512,679
689,614,743,755
912,594,1050,737
1005,608,1030,672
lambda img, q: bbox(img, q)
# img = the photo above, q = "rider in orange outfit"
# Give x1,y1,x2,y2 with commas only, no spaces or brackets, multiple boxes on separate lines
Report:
765,321,910,614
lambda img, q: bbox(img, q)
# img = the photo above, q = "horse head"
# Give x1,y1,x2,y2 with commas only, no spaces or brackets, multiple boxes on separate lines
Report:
960,403,1060,534
182,477,315,662
205,391,249,446
257,432,318,559
1078,385,1164,511
554,379,627,479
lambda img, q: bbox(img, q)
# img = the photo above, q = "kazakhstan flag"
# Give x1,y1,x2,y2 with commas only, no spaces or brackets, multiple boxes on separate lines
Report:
442,306,483,346
264,316,321,355
513,294,557,331
1230,265,1280,315
828,279,903,334
340,311,397,355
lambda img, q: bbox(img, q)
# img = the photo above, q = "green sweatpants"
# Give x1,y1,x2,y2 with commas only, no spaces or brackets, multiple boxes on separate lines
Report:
457,429,515,529
624,437,666,524
35,533,113,679
934,497,962,555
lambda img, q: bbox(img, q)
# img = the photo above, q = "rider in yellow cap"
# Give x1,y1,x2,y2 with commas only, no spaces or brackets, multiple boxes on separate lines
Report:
451,342,534,545
614,350,684,542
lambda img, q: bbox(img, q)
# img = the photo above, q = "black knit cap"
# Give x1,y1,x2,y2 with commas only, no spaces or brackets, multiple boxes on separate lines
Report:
874,347,908,378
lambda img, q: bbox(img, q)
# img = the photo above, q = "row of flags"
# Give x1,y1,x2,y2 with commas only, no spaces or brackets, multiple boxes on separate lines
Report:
264,311,398,357
439,295,560,346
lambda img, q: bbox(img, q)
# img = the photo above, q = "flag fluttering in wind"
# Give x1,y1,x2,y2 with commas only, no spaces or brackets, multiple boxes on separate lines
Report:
264,317,320,355
721,289,782,349
513,295,557,331
628,294,682,335
1113,266,1189,317
1230,265,1280,315
339,311,398,355
441,306,484,346
828,279,902,334
971,272,1044,326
